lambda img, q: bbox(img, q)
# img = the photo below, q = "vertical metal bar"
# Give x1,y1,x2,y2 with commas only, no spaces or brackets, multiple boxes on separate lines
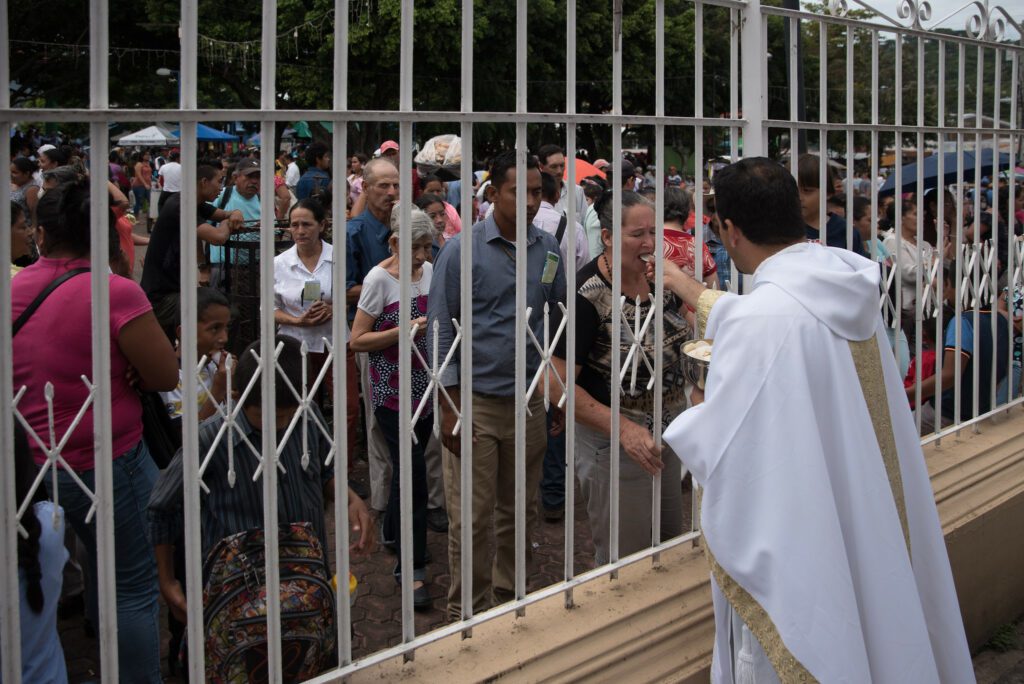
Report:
398,0,415,647
894,34,903,317
88,1,119,679
935,38,946,438
0,0,21,677
1008,51,1019,408
972,44,983,429
788,8,799,174
870,31,879,261
514,0,528,613
954,42,966,429
563,0,578,603
730,6,740,163
694,0,705,298
331,0,352,664
818,20,828,245
610,0,624,570
458,0,476,633
695,1,703,122
742,0,765,156
845,26,854,252
914,36,925,437
651,0,666,563
178,1,205,679
992,48,1002,412
259,1,282,680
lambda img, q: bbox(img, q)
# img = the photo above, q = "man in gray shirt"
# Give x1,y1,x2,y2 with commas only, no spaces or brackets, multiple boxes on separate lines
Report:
428,150,567,620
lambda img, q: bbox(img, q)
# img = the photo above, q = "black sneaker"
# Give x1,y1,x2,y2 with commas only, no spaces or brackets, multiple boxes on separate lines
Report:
378,518,397,554
413,583,433,611
426,507,449,533
543,505,565,522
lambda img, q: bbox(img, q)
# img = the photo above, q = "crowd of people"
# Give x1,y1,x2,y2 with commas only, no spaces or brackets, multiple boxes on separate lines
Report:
6,130,1020,681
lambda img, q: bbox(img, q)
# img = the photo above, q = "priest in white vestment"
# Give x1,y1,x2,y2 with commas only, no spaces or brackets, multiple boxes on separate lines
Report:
661,158,974,683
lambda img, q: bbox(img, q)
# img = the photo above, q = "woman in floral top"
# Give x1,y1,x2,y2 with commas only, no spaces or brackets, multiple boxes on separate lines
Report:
350,207,435,609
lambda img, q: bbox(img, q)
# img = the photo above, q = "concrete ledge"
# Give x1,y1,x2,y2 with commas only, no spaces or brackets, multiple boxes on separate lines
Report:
349,410,1024,683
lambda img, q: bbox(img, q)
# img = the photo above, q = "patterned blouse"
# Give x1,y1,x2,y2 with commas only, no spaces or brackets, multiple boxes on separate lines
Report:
557,258,692,431
357,263,433,414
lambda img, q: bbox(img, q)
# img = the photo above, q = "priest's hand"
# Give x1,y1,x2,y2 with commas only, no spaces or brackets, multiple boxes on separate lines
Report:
654,259,706,311
621,418,663,475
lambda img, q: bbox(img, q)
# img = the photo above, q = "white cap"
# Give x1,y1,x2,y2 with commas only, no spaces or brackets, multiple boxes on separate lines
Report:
37,144,56,156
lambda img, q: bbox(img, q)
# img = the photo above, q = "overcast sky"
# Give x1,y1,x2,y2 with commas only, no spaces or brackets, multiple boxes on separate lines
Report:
866,0,1024,37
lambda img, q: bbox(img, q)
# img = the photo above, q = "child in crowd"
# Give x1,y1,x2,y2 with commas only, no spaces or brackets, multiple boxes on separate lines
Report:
9,201,33,277
158,287,233,424
13,421,69,683
148,335,375,681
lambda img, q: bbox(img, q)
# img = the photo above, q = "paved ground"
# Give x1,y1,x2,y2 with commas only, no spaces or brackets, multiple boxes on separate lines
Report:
58,454,683,681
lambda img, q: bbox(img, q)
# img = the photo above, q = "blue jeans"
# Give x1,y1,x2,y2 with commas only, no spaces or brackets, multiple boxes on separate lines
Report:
132,185,148,217
540,409,565,511
48,441,162,683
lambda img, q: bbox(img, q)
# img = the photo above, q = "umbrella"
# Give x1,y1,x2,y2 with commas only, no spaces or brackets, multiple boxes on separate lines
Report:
879,149,1012,195
116,125,178,146
568,157,605,181
170,123,238,142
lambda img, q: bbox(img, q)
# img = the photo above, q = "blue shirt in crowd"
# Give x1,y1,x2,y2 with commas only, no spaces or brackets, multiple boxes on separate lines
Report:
346,208,393,320
427,215,567,396
940,309,1009,420
295,167,331,201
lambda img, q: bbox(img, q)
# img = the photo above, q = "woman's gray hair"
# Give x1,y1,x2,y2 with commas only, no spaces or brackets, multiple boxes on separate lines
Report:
596,190,653,233
42,164,83,186
663,186,692,224
389,204,436,244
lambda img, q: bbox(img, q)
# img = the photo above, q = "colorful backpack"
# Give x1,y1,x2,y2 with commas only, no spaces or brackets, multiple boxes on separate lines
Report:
201,522,337,683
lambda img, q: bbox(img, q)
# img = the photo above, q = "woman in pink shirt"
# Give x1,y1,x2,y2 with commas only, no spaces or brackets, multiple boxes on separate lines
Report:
11,178,177,682
131,151,153,219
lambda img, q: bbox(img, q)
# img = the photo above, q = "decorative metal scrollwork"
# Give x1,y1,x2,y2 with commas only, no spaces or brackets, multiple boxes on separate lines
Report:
820,0,1021,42
827,0,850,17
897,0,933,29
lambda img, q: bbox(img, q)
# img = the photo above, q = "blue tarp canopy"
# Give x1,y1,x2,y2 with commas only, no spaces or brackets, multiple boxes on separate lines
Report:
879,149,1012,195
170,123,238,142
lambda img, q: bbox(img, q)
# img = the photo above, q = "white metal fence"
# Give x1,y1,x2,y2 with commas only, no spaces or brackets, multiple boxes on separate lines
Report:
1,0,1022,681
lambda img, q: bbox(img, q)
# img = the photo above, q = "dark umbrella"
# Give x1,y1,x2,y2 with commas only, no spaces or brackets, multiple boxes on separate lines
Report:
879,148,1012,195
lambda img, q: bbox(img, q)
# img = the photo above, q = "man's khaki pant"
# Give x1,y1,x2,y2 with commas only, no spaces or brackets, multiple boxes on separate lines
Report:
443,394,547,621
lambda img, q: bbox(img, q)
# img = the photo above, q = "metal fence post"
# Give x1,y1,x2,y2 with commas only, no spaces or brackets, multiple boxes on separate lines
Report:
742,0,767,156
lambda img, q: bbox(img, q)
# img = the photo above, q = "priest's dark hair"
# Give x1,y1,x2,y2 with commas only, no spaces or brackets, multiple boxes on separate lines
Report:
713,157,805,246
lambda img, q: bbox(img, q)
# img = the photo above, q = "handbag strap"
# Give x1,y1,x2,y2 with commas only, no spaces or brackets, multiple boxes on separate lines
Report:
555,213,568,245
12,267,90,337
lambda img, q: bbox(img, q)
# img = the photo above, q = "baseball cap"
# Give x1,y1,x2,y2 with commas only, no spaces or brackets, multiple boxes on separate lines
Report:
593,158,609,171
236,159,260,175
37,144,56,156
380,140,399,154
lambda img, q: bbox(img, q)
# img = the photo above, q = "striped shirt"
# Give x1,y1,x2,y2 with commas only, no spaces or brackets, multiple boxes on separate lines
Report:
148,410,334,558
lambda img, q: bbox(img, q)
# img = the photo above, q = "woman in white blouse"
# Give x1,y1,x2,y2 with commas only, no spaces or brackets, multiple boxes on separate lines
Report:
882,197,935,316
274,198,334,378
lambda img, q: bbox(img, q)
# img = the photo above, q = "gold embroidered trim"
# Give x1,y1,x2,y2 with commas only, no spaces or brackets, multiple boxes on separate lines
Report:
696,288,726,338
704,539,818,683
848,338,912,558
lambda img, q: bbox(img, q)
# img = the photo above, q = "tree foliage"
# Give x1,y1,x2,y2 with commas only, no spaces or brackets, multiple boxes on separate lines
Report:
8,1,1018,163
